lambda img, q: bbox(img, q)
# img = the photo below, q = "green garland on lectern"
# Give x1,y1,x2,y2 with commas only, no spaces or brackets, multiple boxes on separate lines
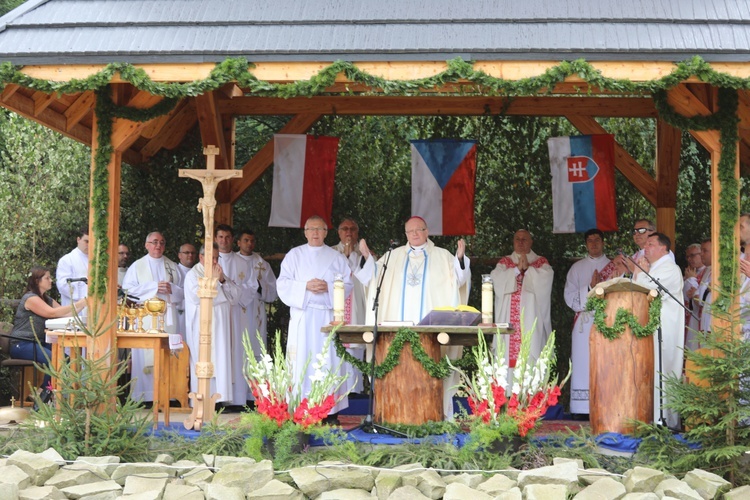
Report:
585,295,662,340
333,328,451,379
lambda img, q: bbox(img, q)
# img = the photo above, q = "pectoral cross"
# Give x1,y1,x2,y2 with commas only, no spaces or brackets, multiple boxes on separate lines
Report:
179,145,242,431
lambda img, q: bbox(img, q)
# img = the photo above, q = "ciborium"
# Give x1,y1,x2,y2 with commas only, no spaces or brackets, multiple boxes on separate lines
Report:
144,297,166,334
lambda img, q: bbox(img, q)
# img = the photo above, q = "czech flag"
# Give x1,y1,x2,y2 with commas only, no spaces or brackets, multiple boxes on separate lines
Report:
411,139,477,236
269,134,339,228
548,134,617,233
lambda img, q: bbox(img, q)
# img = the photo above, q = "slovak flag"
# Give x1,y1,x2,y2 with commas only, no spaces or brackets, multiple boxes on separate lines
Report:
411,139,477,236
268,134,339,228
548,134,617,233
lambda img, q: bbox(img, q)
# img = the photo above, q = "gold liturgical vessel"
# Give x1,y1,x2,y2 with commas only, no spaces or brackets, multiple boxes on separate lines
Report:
144,297,166,333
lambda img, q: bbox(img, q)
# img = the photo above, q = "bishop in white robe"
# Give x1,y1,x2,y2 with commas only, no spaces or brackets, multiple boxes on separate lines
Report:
634,232,685,428
184,246,241,403
355,216,470,420
277,216,353,415
121,232,183,401
563,229,616,415
491,230,553,379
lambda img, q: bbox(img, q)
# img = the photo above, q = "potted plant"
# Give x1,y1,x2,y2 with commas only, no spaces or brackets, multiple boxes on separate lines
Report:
449,314,569,454
242,330,350,462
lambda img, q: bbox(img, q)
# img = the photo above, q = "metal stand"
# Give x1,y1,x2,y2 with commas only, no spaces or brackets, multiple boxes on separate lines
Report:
353,247,406,437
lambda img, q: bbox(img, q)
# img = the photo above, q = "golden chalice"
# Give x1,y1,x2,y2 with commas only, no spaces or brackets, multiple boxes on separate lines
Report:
136,306,148,333
127,307,139,332
144,297,166,334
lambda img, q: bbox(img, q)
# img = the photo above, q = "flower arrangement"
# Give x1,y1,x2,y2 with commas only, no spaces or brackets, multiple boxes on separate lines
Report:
243,330,350,429
449,314,569,439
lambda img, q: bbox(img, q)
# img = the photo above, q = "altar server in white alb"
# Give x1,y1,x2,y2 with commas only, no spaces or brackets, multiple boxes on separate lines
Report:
278,216,353,417
564,228,616,415
56,225,89,311
184,243,241,403
122,231,184,401
356,216,471,419
633,232,685,428
491,229,554,375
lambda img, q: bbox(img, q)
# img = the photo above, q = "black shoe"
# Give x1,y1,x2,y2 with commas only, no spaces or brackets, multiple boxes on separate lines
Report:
322,413,340,426
245,400,256,411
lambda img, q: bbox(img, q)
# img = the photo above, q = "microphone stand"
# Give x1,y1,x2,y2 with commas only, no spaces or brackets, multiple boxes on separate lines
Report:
354,244,406,437
621,251,692,429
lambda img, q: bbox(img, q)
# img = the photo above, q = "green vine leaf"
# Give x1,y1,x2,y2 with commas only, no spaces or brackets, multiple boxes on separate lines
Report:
585,295,662,340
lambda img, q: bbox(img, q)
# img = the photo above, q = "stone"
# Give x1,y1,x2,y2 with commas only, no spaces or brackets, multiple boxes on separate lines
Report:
442,482,493,500
38,449,66,467
211,460,273,494
683,469,732,499
499,467,521,481
246,479,303,500
623,467,666,493
290,465,374,498
122,473,169,497
391,463,423,475
171,460,202,478
66,457,120,478
59,480,122,499
162,483,204,500
0,483,18,500
442,473,484,488
318,488,373,499
654,478,703,500
476,473,517,496
119,492,161,500
373,471,402,500
0,464,32,490
402,470,445,499
7,450,59,487
496,487,522,500
620,494,660,500
724,485,750,499
579,468,618,485
154,454,174,465
17,485,66,500
573,477,627,499
524,483,568,499
181,465,213,489
44,469,102,489
385,485,430,500
554,457,585,469
111,463,175,486
201,455,214,468
75,492,121,500
517,461,579,491
204,483,244,500
213,456,255,468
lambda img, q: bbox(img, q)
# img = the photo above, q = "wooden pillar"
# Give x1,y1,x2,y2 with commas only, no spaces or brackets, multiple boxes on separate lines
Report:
215,202,233,226
654,118,681,245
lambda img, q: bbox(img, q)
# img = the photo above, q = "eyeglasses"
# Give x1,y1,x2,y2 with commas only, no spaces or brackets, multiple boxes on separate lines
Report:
632,228,649,235
179,251,196,254
339,227,357,232
405,228,427,235
147,240,166,246
304,228,327,233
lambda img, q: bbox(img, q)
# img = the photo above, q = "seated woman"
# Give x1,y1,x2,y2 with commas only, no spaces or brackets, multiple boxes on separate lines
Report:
9,266,87,400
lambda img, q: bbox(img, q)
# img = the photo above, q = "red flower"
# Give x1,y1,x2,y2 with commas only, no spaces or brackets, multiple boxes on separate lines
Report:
547,386,561,407
491,384,507,412
507,393,519,416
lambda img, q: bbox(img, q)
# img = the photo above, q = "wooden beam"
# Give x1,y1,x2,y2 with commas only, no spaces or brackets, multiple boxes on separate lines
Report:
19,60,750,85
32,90,55,117
666,86,721,152
110,90,167,152
565,114,658,206
139,100,197,160
0,83,20,101
64,91,95,131
219,95,657,118
655,118,681,243
194,92,228,170
1,89,93,145
228,113,321,204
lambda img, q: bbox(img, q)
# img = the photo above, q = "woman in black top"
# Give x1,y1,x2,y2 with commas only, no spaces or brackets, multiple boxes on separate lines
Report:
9,266,87,392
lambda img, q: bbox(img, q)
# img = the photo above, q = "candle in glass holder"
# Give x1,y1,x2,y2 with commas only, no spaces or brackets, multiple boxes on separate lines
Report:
481,274,494,324
333,273,345,323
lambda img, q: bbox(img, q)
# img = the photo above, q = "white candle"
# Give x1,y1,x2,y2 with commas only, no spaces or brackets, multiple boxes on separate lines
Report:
481,274,493,324
333,274,345,323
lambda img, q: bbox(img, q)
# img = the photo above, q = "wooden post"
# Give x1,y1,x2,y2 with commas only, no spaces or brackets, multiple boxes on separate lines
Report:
179,146,242,430
655,118,681,244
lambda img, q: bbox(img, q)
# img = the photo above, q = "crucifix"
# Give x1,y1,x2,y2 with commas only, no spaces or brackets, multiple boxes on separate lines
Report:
179,145,242,431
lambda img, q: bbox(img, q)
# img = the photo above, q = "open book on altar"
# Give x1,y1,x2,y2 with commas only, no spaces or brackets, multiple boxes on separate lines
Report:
417,305,482,326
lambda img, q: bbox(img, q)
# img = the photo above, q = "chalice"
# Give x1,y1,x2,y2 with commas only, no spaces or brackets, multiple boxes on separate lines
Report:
144,297,166,334
135,306,148,333
127,307,139,332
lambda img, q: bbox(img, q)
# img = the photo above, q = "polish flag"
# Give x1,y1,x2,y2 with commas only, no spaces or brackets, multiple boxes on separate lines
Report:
269,134,339,228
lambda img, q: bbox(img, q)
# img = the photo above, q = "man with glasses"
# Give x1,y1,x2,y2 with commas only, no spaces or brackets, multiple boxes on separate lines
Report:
278,216,353,422
122,231,183,402
175,243,198,340
683,241,708,347
614,219,656,275
356,216,470,419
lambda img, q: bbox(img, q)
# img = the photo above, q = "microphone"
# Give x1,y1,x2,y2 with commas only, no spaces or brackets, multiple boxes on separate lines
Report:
66,277,88,283
389,240,400,250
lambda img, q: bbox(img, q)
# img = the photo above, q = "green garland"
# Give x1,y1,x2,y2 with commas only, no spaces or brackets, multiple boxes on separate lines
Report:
0,55,744,300
334,328,451,379
585,295,663,340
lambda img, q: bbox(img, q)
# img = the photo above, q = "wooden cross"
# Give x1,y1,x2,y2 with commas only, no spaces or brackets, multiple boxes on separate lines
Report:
178,145,242,431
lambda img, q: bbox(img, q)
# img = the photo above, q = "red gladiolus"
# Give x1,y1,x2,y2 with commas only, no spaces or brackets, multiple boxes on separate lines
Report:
547,386,561,407
507,393,519,416
491,384,507,412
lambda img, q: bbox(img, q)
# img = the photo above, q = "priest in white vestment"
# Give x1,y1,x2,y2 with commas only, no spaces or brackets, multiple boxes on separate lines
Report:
563,228,616,415
634,232,685,428
121,231,184,401
235,230,278,363
614,219,675,277
356,216,471,420
184,244,241,403
56,228,89,310
278,216,353,416
491,229,553,381
216,225,254,406
683,242,706,348
332,218,367,393
175,243,197,340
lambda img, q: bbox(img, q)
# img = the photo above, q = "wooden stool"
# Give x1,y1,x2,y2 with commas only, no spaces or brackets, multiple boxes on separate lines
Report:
168,345,190,412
